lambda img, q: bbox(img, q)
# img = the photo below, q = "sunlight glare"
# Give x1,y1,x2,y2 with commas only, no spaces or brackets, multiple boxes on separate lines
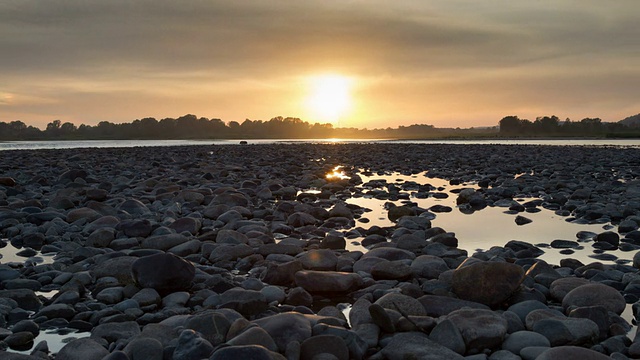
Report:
305,74,352,124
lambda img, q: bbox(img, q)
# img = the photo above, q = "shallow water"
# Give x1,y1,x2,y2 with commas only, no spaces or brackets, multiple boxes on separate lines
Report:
0,240,56,266
345,170,628,267
12,329,90,355
1,138,639,151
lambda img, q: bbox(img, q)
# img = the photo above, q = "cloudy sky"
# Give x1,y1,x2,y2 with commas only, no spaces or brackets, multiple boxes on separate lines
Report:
1,0,639,129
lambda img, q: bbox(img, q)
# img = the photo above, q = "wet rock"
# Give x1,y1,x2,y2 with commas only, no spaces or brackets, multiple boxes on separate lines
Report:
411,255,450,279
122,337,163,360
531,317,599,346
418,295,490,317
173,329,214,360
515,215,532,225
11,319,39,336
169,217,201,235
447,308,508,353
227,326,278,351
370,260,412,280
452,260,524,307
87,228,115,248
131,253,195,294
429,318,466,355
252,312,312,352
501,330,550,354
210,345,286,360
0,177,16,187
92,256,137,285
535,345,611,359
550,239,580,249
294,270,362,293
261,260,303,286
91,321,140,344
549,277,591,302
118,199,150,215
117,219,152,237
375,293,427,317
562,283,626,315
301,334,349,360
4,331,34,350
56,338,110,360
387,205,415,222
362,247,416,261
298,249,338,271
381,331,464,360
141,233,188,250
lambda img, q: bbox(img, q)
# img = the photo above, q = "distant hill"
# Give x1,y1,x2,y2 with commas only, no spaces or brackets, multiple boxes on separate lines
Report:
619,113,640,127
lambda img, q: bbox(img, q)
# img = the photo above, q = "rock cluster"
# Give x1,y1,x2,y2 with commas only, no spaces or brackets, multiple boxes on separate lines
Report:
0,143,640,359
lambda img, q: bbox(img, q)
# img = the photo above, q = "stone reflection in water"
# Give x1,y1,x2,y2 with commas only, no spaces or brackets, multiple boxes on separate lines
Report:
344,170,626,266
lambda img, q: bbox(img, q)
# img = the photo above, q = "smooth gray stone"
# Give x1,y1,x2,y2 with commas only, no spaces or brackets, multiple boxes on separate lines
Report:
501,330,550,354
56,338,110,360
381,332,464,360
429,318,465,355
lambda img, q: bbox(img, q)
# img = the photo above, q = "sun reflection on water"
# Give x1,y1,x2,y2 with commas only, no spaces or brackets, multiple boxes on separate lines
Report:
326,166,350,180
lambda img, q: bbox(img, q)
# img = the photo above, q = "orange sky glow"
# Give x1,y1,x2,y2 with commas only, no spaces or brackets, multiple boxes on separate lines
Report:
1,1,639,130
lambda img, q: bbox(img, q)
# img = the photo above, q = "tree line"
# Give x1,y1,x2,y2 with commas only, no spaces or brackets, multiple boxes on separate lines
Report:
0,115,481,140
498,115,635,136
0,113,638,141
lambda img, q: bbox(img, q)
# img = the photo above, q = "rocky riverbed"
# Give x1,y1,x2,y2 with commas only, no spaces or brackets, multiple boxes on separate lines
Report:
1,143,640,360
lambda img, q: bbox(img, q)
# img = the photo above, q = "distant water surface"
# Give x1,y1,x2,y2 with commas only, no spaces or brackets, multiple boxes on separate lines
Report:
1,138,640,150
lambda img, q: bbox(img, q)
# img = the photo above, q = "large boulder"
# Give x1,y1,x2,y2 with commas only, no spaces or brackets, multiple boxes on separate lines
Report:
562,283,626,315
131,253,195,294
451,260,524,307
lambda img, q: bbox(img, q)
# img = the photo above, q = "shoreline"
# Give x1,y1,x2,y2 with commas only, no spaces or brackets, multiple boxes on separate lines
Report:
2,143,640,359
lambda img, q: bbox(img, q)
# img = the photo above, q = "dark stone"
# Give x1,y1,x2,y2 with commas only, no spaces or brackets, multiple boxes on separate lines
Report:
131,253,195,294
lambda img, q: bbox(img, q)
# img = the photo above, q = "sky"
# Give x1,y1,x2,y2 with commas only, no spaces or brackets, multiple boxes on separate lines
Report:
1,0,639,129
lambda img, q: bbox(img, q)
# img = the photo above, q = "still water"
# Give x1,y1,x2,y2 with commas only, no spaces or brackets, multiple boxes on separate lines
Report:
343,170,627,266
1,138,640,151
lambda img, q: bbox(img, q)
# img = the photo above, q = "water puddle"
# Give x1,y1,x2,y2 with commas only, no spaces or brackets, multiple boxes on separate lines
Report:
0,240,56,266
11,329,90,355
330,170,629,267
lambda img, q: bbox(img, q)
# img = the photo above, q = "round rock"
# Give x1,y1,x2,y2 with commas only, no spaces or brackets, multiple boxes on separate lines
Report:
131,253,195,294
562,283,626,315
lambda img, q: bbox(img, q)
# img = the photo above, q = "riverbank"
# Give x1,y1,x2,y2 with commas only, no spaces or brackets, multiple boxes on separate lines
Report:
2,143,640,359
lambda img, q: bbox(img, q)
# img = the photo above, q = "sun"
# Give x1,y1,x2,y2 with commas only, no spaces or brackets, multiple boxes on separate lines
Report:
305,74,352,124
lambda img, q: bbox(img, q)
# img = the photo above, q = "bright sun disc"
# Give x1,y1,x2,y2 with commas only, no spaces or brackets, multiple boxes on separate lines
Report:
305,74,352,124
